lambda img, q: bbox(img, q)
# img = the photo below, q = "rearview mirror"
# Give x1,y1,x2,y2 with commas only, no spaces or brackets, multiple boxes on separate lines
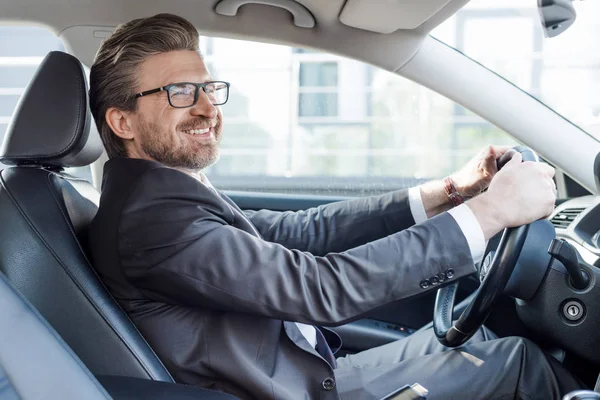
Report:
537,0,577,38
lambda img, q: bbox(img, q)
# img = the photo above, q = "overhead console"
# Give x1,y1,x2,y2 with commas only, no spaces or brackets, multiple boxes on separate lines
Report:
339,0,453,33
213,0,466,34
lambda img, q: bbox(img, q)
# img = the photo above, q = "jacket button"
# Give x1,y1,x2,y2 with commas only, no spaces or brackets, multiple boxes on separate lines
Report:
437,272,447,282
322,377,336,391
430,276,440,285
420,280,430,289
446,269,455,279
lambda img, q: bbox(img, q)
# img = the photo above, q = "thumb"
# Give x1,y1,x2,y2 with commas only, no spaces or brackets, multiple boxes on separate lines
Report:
502,151,522,171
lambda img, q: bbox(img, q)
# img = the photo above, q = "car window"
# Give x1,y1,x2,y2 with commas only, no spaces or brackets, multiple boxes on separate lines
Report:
431,0,600,140
201,36,517,196
0,27,519,195
0,26,92,181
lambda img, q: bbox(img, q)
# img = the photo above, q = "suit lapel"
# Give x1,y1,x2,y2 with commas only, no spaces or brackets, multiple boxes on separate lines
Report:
283,321,333,367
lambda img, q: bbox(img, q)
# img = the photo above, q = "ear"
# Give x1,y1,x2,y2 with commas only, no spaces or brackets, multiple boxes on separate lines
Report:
105,107,135,140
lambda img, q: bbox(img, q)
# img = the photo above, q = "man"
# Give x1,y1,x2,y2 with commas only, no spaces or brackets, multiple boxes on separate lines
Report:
88,13,580,400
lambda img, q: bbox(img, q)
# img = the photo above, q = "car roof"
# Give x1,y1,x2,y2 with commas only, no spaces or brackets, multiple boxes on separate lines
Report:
0,0,465,68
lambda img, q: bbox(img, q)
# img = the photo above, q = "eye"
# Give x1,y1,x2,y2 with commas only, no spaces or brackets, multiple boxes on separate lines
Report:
170,83,195,97
203,83,216,94
213,82,227,92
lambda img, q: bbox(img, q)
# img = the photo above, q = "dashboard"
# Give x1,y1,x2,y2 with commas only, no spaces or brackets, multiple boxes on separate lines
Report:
511,195,600,365
550,195,600,267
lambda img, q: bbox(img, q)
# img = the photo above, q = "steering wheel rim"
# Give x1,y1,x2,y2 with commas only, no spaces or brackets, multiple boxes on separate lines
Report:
433,146,537,347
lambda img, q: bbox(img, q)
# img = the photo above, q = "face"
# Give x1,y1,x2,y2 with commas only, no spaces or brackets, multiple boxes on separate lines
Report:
120,50,223,171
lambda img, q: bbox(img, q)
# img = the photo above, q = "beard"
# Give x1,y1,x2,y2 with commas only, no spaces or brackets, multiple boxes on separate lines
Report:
137,114,222,171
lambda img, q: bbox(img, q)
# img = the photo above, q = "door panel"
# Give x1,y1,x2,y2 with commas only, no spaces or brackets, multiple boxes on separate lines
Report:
225,190,343,212
330,318,413,355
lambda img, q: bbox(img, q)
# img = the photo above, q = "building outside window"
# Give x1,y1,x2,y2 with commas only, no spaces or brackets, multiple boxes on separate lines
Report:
298,61,338,117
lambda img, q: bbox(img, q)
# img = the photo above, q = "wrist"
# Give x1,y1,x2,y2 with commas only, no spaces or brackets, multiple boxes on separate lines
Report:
443,176,465,207
419,180,453,219
449,173,470,197
450,172,487,199
466,192,506,240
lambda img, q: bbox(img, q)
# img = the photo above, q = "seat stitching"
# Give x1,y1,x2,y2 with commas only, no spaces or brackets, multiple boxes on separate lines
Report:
0,171,139,383
0,170,171,381
44,172,173,381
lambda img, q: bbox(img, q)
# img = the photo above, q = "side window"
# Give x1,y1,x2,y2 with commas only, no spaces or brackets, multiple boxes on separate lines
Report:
298,61,338,117
0,26,92,181
202,36,517,196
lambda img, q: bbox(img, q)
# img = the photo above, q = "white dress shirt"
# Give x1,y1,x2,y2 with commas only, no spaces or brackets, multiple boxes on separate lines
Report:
408,187,486,264
196,174,486,350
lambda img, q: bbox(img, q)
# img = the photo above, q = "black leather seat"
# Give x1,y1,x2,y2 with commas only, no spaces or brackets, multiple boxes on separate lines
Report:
0,51,172,381
0,271,112,399
0,268,239,399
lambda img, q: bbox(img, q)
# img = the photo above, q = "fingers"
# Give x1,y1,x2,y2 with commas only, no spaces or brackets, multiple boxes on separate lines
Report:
545,201,556,218
480,149,499,176
502,151,522,170
538,162,556,178
491,145,513,159
537,178,557,218
546,177,557,216
545,175,557,195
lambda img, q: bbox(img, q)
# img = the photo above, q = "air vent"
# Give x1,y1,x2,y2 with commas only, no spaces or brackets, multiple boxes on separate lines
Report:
550,207,586,229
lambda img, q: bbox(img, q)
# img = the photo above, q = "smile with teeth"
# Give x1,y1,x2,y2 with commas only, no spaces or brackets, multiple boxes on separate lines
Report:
183,128,211,135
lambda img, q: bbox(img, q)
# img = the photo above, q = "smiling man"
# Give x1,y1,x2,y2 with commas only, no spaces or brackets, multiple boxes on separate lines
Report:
88,13,582,400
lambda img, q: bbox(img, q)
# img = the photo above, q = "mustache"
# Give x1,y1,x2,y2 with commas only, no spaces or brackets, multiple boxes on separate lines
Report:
177,118,219,131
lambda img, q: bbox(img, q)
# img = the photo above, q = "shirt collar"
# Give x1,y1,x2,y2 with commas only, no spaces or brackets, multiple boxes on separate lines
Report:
191,171,217,193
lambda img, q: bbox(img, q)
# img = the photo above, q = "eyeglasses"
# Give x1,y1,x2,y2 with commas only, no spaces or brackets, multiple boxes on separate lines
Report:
135,81,230,108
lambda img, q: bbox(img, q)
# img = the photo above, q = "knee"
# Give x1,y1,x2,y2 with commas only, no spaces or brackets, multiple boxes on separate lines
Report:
499,336,543,357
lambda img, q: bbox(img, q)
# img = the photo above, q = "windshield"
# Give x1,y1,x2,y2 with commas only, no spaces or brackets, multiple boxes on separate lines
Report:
431,0,600,139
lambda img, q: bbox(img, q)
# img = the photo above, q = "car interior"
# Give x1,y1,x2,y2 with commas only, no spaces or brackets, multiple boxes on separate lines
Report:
1,0,600,399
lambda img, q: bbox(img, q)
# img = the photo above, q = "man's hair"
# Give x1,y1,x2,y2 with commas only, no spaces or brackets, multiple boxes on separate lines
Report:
89,13,200,158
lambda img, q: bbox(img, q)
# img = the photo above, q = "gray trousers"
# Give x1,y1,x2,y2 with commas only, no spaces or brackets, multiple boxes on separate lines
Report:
335,327,584,400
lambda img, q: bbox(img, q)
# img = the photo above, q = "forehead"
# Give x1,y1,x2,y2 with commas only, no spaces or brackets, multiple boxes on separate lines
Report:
137,50,210,89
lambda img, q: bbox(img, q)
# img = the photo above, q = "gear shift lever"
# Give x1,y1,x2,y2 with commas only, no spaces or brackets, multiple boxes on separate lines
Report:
548,239,590,290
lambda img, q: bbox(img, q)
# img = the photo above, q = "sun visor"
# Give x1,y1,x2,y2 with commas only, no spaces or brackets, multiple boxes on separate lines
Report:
339,0,453,34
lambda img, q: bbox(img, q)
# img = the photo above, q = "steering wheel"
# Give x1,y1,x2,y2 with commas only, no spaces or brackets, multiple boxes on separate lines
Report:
433,146,538,347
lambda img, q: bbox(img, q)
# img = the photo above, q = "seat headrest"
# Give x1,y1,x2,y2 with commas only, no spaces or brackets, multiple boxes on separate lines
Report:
0,51,103,168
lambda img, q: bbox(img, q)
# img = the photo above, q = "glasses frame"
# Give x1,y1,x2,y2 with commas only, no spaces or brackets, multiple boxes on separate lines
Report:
134,81,230,108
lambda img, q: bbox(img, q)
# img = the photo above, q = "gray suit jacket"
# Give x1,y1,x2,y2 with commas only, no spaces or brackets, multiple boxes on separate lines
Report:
88,158,476,400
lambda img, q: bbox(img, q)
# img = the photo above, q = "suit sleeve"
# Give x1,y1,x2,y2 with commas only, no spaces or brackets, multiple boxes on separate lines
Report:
118,168,476,326
243,190,416,255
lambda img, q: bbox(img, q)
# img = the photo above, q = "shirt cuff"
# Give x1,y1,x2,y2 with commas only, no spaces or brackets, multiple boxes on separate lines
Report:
448,204,487,265
408,187,428,224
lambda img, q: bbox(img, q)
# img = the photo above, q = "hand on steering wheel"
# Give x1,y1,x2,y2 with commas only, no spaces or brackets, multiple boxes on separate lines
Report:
433,146,540,347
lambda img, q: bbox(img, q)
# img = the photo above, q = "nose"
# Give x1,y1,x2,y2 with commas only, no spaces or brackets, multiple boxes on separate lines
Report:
190,89,218,119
